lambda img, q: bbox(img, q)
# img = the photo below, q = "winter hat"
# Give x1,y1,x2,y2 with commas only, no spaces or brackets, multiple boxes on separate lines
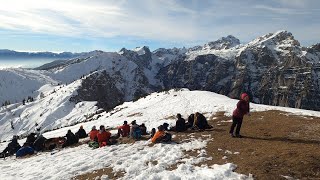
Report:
241,93,249,100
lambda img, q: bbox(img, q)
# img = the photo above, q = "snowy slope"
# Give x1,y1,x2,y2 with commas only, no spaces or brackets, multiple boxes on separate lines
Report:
0,79,98,141
1,89,320,179
2,88,320,142
0,68,57,106
0,136,250,180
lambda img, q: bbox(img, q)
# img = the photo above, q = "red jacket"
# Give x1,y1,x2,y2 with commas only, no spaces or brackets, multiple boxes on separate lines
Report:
233,100,250,118
118,124,130,137
97,131,111,146
89,129,99,141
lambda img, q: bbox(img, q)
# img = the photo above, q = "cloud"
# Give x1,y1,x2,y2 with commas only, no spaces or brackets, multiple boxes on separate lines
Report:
0,0,319,47
253,5,309,15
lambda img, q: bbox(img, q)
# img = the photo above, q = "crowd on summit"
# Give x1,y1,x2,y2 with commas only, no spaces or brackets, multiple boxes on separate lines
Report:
0,93,250,158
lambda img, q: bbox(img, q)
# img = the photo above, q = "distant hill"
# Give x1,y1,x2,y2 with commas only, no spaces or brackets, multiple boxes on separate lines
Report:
0,49,82,59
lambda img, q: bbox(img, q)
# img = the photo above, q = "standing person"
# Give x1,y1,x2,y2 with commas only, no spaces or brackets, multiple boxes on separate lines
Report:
230,93,250,138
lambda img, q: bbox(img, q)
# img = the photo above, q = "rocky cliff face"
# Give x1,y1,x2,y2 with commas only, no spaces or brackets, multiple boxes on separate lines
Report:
64,30,320,111
156,31,320,110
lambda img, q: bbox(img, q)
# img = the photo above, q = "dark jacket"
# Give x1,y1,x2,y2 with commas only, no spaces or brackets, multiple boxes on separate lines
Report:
2,139,21,156
33,136,46,151
187,114,194,126
176,118,186,132
233,100,250,118
63,131,78,147
195,113,208,130
76,129,87,139
26,133,36,145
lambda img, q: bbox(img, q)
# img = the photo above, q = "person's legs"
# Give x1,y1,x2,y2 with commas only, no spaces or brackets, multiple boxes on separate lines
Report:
229,116,238,135
235,118,243,137
117,129,123,137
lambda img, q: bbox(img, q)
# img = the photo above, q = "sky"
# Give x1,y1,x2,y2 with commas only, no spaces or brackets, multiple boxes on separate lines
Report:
0,0,319,52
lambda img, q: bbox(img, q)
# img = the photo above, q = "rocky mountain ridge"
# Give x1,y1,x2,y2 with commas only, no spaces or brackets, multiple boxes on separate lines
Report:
2,30,320,111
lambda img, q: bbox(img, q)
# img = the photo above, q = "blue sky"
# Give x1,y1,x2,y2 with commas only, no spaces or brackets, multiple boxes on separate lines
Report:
0,0,319,52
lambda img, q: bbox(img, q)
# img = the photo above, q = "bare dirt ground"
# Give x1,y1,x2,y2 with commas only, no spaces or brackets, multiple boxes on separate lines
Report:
74,110,320,180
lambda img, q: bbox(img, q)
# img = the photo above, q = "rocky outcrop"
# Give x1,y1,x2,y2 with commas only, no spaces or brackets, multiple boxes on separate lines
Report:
69,31,320,111
157,31,320,110
70,71,124,111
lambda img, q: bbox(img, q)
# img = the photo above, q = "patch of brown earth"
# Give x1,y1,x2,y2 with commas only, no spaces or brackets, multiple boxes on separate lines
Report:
72,167,124,180
74,110,320,179
127,112,143,117
172,110,320,179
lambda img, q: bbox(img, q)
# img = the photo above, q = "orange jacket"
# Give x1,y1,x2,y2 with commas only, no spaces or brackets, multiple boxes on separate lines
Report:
151,131,165,143
97,131,111,146
118,124,130,137
89,129,99,141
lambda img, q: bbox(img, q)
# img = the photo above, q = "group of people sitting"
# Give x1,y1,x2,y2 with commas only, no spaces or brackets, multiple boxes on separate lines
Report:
0,133,40,158
0,125,89,158
1,112,212,157
173,112,213,132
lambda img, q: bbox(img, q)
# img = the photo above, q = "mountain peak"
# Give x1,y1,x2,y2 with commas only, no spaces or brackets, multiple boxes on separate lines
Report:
133,46,151,55
250,30,300,47
204,35,240,50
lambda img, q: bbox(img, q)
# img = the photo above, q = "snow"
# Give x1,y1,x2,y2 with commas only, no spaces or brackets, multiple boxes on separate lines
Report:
0,68,57,106
0,88,320,179
0,30,320,179
0,79,98,141
0,137,251,180
133,46,146,56
3,88,320,142
1,89,320,179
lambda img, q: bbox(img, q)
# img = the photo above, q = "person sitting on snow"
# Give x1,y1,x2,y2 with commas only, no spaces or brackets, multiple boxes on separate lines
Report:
0,136,21,158
163,123,170,131
175,113,187,132
139,123,148,135
33,134,46,152
193,112,213,130
97,125,111,147
62,130,78,148
75,125,88,139
150,128,156,138
26,133,37,148
130,120,142,140
89,126,99,141
117,121,130,137
16,142,34,158
151,125,172,143
186,114,195,129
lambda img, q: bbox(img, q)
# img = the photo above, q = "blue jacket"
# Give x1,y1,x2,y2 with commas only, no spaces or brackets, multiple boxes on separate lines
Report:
16,146,34,157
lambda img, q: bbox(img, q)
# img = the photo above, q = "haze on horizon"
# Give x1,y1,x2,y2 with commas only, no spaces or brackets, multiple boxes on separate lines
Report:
0,0,319,52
